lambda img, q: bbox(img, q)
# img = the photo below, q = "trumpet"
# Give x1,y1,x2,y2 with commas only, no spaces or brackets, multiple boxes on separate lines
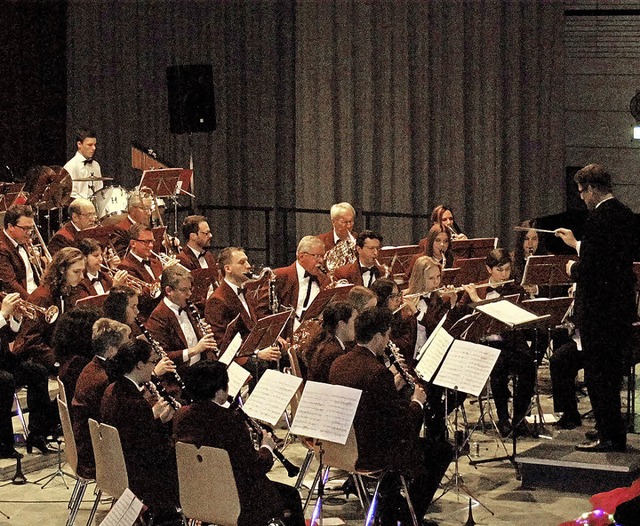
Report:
100,264,161,298
150,250,186,271
0,291,59,324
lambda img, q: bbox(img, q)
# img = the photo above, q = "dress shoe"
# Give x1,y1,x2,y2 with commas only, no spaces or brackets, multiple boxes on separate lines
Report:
513,421,532,438
497,419,512,438
575,439,626,453
0,445,23,459
584,429,599,441
25,435,56,455
340,475,357,498
555,412,582,430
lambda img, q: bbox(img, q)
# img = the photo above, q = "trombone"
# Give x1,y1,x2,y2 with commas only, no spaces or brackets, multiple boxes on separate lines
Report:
0,292,59,324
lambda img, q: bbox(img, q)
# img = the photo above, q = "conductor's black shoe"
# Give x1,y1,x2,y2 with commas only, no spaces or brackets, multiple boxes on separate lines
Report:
584,429,599,441
513,421,532,438
575,439,626,453
497,419,512,438
25,435,56,455
555,412,582,430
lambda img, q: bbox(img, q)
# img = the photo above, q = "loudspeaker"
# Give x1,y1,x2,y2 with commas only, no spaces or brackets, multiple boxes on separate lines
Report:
167,65,216,134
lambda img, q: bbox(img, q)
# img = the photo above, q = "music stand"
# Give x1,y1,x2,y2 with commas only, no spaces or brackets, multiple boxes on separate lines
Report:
521,254,576,291
301,284,354,323
190,268,219,308
378,245,420,283
441,267,460,287
236,311,293,361
75,294,109,309
4,182,28,209
450,258,486,286
450,237,497,260
150,226,167,253
139,168,182,198
76,224,116,248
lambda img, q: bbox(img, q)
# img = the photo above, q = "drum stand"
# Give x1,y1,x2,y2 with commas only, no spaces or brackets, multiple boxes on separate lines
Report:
435,388,494,516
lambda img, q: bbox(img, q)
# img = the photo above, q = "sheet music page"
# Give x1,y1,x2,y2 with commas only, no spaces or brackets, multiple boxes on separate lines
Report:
227,362,251,399
101,488,143,526
290,381,361,444
242,370,303,426
475,300,541,326
219,333,242,365
414,322,454,382
433,340,501,396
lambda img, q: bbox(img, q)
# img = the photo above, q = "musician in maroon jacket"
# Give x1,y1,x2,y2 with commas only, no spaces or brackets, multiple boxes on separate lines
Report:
145,266,217,371
109,191,152,257
71,318,130,478
47,198,97,255
100,339,181,523
116,224,162,320
173,361,305,526
177,215,217,270
329,307,452,524
333,230,386,287
316,201,357,252
0,205,40,298
273,236,330,336
13,247,86,373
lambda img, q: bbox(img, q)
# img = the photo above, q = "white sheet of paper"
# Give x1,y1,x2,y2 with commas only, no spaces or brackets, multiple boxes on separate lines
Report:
415,313,449,363
475,299,541,326
432,340,501,396
101,488,143,526
242,370,303,426
290,381,361,444
219,333,243,365
414,324,454,383
227,362,252,399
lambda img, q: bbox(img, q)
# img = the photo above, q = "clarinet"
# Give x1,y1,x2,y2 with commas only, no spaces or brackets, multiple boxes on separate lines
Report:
235,406,300,478
186,301,220,359
268,268,279,314
384,341,417,389
135,318,191,403
145,376,181,411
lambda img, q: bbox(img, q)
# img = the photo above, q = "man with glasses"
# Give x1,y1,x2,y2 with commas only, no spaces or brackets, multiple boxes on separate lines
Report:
146,265,218,378
177,215,216,271
0,205,39,298
47,198,97,255
316,201,357,251
117,224,163,320
556,164,636,452
273,235,329,336
334,230,385,287
110,191,153,257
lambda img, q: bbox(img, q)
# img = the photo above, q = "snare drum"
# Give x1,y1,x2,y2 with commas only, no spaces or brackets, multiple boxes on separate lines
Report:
93,186,129,224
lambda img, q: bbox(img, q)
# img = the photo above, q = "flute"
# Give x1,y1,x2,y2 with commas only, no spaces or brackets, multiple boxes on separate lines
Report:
403,279,515,299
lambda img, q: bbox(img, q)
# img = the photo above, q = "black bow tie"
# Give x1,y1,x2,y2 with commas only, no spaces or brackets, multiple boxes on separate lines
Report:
361,266,380,277
237,287,246,296
141,259,151,267
176,307,185,316
90,277,100,285
303,271,319,284
83,158,94,165
198,252,206,260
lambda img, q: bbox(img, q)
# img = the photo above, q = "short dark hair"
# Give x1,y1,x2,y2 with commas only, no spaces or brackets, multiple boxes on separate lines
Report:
347,286,377,314
129,223,151,242
182,215,207,240
574,163,612,193
355,307,392,345
356,230,383,249
75,128,96,143
184,360,228,401
52,306,102,362
370,278,397,306
78,237,101,256
110,339,152,377
4,204,34,228
104,286,137,324
321,301,355,334
485,248,512,269
218,246,244,276
161,265,192,292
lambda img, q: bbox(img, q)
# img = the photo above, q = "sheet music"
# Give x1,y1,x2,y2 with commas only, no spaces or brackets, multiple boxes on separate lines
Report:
475,300,541,326
227,362,251,399
219,333,242,365
101,488,143,526
432,340,501,396
414,322,454,382
290,381,361,444
242,370,303,426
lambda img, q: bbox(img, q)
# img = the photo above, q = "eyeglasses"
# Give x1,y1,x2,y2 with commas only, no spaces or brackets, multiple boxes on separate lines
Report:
175,286,192,293
77,211,97,217
197,231,212,236
13,225,35,233
303,252,324,260
134,239,155,245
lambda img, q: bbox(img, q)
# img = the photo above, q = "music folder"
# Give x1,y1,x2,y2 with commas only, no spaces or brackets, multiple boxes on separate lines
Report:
301,284,353,322
235,310,293,359
76,224,116,248
190,268,218,306
521,254,576,288
74,293,109,309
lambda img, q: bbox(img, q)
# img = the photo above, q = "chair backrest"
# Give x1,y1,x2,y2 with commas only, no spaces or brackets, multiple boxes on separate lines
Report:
57,376,67,405
88,419,128,499
175,442,240,526
319,426,358,473
57,397,78,475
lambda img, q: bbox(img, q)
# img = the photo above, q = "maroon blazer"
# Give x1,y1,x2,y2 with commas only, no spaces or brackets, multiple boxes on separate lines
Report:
316,230,358,252
307,336,347,384
109,216,135,257
69,271,113,305
12,285,62,372
329,345,424,472
47,222,79,255
177,246,218,271
204,280,258,351
116,252,162,320
71,356,110,479
145,300,195,365
173,400,283,526
333,260,385,287
100,377,179,514
0,230,37,298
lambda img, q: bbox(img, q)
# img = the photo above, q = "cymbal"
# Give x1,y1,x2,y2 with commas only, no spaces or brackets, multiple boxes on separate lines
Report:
74,176,114,182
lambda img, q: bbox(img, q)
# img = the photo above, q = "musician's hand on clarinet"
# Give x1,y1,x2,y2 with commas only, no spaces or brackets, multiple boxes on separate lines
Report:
256,345,281,361
555,228,577,250
0,292,21,321
411,384,427,406
260,429,277,450
152,398,174,423
189,333,217,357
153,356,176,377
112,270,129,288
393,371,407,391
462,283,480,303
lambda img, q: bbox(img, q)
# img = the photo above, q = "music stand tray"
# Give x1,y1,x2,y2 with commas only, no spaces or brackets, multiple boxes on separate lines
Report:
139,168,182,198
520,297,573,328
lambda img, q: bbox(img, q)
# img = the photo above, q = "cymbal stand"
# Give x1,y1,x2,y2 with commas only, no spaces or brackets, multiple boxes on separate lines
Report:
436,388,494,516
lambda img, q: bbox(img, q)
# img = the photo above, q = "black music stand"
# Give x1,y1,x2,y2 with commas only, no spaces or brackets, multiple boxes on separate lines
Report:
236,310,293,361
450,257,486,287
378,245,420,283
521,254,575,292
440,267,460,287
450,237,497,260
190,268,219,309
301,284,354,323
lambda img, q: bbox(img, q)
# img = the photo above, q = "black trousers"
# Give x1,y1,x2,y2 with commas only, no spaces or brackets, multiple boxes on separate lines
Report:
549,340,583,414
273,481,305,526
0,361,55,446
